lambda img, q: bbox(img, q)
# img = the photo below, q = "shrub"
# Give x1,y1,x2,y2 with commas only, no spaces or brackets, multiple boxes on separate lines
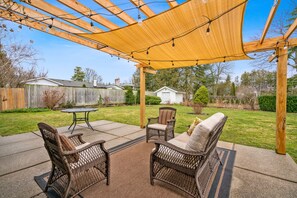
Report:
136,90,140,104
193,85,209,106
43,90,65,110
125,88,135,105
258,95,297,112
61,100,75,108
145,95,161,105
98,95,103,106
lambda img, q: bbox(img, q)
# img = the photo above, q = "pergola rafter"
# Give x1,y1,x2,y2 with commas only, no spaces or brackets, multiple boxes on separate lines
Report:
0,2,86,34
0,0,296,155
93,0,136,24
23,0,103,33
166,0,178,8
284,18,297,40
259,0,280,44
130,0,155,17
57,0,119,30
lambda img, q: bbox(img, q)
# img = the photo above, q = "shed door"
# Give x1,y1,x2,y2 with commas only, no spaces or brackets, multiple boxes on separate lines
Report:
162,92,170,103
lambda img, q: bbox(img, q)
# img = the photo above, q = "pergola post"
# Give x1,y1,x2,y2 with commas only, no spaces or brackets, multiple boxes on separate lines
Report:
140,66,146,128
275,47,288,154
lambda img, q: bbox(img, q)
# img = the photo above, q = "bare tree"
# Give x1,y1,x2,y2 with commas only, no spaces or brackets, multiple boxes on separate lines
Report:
84,68,103,84
251,3,297,71
206,62,232,96
0,20,46,87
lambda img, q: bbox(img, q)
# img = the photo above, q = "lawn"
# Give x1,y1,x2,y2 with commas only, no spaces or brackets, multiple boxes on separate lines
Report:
0,105,296,161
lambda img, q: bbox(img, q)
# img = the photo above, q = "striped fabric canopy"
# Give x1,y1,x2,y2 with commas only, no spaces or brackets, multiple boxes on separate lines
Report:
78,0,249,70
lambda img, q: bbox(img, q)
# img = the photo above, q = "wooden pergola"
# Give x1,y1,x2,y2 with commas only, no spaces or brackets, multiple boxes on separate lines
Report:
1,0,296,154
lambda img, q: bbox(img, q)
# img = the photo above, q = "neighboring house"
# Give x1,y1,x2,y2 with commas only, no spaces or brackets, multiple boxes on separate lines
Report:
24,77,108,88
154,86,185,104
106,85,124,90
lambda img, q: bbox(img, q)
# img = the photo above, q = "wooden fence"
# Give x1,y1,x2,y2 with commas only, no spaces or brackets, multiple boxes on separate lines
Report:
25,85,155,108
0,88,25,111
0,85,156,110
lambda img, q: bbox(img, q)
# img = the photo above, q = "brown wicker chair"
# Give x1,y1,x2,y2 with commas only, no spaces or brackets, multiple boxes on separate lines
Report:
150,115,228,198
146,107,176,142
38,122,110,198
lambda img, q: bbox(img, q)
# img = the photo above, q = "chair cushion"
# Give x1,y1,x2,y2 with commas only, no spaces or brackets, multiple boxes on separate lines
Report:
185,112,225,152
158,109,175,125
168,138,187,149
60,135,79,163
174,132,190,143
147,123,167,131
187,117,203,136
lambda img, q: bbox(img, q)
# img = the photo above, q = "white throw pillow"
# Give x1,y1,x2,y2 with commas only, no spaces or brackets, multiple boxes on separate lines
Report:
185,112,225,152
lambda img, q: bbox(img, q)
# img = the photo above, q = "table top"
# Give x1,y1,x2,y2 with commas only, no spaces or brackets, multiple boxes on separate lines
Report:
61,108,98,113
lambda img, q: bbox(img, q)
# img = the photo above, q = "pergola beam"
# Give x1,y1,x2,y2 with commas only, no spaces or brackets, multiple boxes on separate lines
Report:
284,18,297,40
259,0,280,44
0,2,85,34
244,37,297,53
23,0,102,33
139,65,146,128
93,0,136,24
130,0,155,17
166,0,178,8
275,46,288,154
57,0,119,30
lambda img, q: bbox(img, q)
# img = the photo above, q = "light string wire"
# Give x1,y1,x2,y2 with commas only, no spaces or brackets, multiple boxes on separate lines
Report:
129,0,247,56
3,0,180,22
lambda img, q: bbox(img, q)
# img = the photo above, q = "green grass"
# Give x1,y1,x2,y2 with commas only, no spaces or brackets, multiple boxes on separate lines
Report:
0,105,296,162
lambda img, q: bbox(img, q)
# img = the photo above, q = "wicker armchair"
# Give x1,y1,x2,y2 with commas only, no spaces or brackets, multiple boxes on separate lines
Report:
150,114,227,198
38,123,110,198
146,107,176,142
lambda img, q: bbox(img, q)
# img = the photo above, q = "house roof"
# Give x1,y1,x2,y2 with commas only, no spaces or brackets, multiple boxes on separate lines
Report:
49,78,93,88
154,86,186,94
25,77,95,88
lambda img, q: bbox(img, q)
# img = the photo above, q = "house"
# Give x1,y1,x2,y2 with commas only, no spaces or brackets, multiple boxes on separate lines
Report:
24,77,115,89
154,86,185,104
24,77,95,88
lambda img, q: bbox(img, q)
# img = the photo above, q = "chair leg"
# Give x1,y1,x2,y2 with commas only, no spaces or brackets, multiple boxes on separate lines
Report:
63,175,72,198
216,149,223,165
146,128,149,143
44,164,55,192
106,154,110,186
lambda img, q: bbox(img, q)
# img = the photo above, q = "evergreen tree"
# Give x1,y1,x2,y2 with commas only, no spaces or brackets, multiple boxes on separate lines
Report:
125,88,135,105
231,82,236,96
71,66,85,81
193,85,209,105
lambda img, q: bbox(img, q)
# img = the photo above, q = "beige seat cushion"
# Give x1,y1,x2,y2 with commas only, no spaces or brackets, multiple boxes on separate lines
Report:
185,112,225,152
174,132,190,143
148,123,167,131
60,135,79,163
168,138,187,149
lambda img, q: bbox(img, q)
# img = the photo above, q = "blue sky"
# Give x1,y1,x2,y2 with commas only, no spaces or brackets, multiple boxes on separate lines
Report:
5,0,297,83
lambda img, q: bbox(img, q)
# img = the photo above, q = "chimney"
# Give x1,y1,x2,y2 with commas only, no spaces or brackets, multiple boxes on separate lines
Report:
115,78,120,86
93,79,97,87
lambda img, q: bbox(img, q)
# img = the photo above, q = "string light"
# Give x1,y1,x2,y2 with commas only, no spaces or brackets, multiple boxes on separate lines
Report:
171,61,174,66
146,47,150,55
90,21,94,27
172,38,175,47
48,17,53,29
196,60,198,66
148,60,150,65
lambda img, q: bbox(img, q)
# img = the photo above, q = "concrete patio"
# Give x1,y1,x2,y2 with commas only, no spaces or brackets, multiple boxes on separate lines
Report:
0,120,296,198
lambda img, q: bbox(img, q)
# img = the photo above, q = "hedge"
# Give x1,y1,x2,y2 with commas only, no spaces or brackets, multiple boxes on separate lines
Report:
145,95,161,105
258,95,297,112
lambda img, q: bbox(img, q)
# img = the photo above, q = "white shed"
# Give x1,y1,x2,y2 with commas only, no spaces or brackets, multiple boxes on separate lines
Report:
154,86,185,104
